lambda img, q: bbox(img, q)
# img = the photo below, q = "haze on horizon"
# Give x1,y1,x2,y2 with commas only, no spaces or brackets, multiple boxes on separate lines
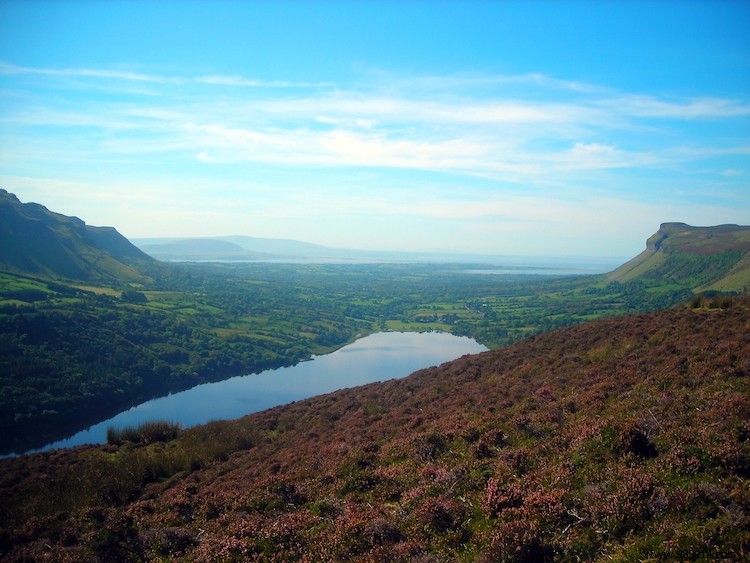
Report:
0,0,748,258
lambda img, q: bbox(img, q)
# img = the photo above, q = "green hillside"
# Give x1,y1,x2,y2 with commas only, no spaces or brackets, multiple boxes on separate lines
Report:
0,189,155,283
607,222,750,292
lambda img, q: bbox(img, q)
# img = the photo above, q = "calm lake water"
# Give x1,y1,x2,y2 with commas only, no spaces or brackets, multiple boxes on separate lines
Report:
37,331,487,452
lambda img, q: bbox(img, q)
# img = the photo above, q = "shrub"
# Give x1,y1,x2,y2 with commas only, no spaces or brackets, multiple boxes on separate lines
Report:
106,420,182,446
140,526,196,557
483,478,524,518
417,497,463,534
340,471,380,496
414,432,448,462
486,518,552,563
84,508,144,561
364,518,403,546
474,429,509,459
120,290,147,304
618,424,658,459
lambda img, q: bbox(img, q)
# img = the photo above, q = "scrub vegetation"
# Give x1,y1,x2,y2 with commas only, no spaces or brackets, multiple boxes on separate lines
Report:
1,299,748,561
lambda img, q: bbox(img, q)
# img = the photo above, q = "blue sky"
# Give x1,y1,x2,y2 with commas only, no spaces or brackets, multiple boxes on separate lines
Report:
1,1,748,257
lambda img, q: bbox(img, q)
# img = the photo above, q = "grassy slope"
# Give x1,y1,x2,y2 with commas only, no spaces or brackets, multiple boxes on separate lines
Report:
702,252,750,292
1,299,748,561
606,247,665,283
608,223,750,292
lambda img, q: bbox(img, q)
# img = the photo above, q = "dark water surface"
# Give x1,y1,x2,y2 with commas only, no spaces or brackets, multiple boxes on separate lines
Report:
39,331,487,452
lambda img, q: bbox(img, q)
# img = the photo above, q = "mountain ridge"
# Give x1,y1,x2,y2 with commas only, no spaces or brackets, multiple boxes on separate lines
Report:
607,221,750,292
133,235,624,269
133,235,405,262
134,237,280,262
0,189,156,283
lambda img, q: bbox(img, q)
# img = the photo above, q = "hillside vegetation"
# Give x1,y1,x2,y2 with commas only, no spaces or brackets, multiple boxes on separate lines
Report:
607,222,750,292
1,300,748,561
0,191,739,458
0,262,692,455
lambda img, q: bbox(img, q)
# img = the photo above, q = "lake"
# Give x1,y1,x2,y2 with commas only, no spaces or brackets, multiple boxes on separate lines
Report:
36,331,488,452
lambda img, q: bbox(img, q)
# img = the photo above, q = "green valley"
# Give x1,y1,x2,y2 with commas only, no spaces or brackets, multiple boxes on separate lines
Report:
1,190,748,455
0,262,693,455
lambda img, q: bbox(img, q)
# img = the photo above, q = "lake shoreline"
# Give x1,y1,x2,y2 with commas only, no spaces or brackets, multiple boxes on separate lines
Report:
10,331,487,457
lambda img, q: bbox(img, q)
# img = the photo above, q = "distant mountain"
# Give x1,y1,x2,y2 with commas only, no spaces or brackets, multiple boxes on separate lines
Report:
607,222,750,292
133,236,622,271
223,235,344,257
135,238,279,261
133,235,411,262
0,189,156,283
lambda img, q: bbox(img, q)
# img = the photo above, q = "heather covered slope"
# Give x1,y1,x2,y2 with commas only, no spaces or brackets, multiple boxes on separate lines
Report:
1,301,749,561
607,222,750,292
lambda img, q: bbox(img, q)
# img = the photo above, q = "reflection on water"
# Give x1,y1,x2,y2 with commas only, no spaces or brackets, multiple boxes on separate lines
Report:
39,331,488,452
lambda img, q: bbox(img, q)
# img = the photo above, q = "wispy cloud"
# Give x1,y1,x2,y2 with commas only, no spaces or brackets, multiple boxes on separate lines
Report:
1,63,748,252
365,71,604,95
0,63,333,90
721,168,743,177
3,64,744,184
601,95,750,119
195,74,331,88
0,62,172,83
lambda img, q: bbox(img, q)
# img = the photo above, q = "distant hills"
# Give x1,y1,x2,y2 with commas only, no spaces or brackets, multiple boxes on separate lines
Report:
132,235,331,262
132,236,618,269
607,222,750,292
131,235,471,264
2,189,749,292
0,189,155,283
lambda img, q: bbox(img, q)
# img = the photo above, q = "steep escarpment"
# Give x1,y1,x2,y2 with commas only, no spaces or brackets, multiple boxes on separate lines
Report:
608,222,750,292
0,189,156,283
1,300,748,561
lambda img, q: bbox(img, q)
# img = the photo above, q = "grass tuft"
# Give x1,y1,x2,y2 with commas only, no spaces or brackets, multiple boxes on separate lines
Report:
106,420,183,446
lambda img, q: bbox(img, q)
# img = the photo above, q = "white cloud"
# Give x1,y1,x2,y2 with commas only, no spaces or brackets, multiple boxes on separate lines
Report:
252,94,593,128
2,64,748,253
0,62,172,83
195,75,330,88
601,95,750,119
369,71,603,96
554,142,657,171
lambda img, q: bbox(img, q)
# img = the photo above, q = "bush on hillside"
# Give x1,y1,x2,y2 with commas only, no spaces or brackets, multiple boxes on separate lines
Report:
106,420,182,446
